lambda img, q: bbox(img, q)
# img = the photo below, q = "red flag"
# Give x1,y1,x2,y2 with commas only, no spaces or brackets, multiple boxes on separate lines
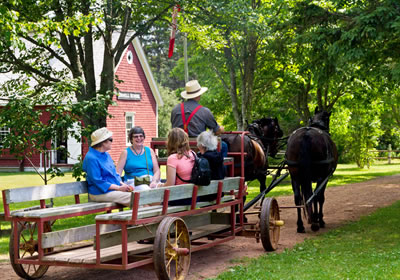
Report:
168,5,180,58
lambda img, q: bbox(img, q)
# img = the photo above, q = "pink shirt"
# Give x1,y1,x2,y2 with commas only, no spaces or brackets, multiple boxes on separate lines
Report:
167,152,195,185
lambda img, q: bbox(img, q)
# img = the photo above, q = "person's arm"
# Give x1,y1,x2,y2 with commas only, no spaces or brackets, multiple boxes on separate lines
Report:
109,182,132,192
116,150,128,176
86,158,132,192
149,148,161,188
164,165,177,187
203,107,224,135
215,125,225,135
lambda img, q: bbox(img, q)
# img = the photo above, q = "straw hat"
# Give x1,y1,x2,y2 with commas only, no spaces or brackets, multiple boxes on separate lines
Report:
180,80,208,99
91,127,113,146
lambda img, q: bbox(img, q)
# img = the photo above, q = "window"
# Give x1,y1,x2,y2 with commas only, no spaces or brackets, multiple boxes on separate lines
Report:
0,127,10,147
126,50,133,64
125,112,135,145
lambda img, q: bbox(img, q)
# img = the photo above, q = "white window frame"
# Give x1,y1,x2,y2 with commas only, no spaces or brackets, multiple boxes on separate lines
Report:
0,127,10,147
125,112,135,146
126,50,133,64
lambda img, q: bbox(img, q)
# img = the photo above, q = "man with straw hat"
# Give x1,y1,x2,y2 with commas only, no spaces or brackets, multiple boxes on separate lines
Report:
83,127,133,206
171,80,225,137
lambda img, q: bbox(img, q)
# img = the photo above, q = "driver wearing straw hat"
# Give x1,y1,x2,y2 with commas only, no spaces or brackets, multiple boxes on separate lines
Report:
171,80,225,137
83,127,133,207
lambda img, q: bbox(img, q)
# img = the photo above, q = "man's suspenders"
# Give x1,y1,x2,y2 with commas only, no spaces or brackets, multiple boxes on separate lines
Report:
180,102,202,134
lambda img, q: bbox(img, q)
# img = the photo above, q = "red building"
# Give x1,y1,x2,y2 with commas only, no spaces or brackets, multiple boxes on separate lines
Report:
0,37,163,171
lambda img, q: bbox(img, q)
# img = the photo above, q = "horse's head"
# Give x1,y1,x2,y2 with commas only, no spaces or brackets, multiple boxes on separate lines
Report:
309,107,331,132
248,117,283,157
246,121,263,138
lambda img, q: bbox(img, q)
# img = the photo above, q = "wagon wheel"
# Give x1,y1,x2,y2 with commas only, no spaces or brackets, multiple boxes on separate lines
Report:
153,217,191,280
260,197,283,251
9,221,52,279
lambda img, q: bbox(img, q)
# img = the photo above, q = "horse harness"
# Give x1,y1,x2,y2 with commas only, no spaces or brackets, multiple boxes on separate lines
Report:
285,126,335,167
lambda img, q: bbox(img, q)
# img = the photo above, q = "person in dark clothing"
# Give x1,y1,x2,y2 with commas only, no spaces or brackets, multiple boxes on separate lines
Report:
196,131,225,180
197,131,225,202
171,80,228,157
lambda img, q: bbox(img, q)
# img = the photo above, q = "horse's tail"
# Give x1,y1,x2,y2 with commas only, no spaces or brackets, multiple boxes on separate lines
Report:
251,139,266,167
299,130,312,182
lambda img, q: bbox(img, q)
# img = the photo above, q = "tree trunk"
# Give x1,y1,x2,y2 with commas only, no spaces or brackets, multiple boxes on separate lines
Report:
224,45,242,129
241,33,258,128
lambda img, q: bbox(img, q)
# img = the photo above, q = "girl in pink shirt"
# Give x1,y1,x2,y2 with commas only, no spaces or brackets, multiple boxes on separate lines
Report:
164,128,195,186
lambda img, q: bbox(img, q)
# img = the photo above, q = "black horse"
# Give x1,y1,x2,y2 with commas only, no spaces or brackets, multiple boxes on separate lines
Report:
221,117,283,193
285,108,338,233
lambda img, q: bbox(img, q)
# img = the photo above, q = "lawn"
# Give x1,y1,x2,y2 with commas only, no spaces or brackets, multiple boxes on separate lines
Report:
211,200,400,279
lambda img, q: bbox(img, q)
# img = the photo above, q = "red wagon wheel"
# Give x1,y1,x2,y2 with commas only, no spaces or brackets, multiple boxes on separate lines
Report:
260,197,283,251
153,217,191,280
9,221,52,280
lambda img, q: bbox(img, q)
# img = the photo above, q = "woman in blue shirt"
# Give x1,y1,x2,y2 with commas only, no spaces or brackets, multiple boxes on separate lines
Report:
83,127,133,206
116,126,160,189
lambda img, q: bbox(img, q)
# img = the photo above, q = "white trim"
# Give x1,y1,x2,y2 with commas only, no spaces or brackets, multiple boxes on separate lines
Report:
132,37,164,107
156,103,159,137
0,127,10,147
125,112,136,146
114,37,163,107
126,50,133,64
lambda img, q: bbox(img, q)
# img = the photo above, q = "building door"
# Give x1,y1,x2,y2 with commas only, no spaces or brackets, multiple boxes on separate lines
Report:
56,128,68,164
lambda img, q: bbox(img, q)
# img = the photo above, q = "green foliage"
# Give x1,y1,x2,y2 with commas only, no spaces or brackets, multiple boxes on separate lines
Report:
345,97,383,168
158,85,180,138
0,77,112,183
213,200,400,279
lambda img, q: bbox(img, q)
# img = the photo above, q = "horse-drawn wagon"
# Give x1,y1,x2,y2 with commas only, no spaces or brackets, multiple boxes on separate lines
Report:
2,127,286,280
2,110,337,279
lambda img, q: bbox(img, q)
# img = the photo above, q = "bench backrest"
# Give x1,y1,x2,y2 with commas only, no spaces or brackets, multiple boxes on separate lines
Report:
131,177,241,207
3,181,88,204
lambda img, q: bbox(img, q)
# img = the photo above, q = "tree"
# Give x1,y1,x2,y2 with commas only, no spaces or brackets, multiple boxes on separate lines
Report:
0,78,109,182
175,0,291,130
0,0,189,130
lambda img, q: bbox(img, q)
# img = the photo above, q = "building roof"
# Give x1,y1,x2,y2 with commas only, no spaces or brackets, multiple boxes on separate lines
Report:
0,35,163,106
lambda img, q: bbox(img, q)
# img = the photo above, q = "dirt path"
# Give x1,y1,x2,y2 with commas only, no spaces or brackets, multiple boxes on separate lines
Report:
2,175,400,280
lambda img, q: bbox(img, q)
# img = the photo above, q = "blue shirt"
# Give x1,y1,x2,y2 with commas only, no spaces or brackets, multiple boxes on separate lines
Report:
82,147,121,195
123,146,154,180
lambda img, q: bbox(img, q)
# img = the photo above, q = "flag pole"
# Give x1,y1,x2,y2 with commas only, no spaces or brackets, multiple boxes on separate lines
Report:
184,33,188,83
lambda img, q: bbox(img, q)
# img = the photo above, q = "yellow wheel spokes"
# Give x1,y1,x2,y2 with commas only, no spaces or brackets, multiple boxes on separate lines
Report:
165,221,188,279
154,217,191,280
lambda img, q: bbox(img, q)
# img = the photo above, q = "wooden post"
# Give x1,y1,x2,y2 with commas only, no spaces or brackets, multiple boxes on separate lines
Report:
388,144,392,164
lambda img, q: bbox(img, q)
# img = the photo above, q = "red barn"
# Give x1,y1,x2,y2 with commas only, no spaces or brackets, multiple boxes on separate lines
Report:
0,37,162,171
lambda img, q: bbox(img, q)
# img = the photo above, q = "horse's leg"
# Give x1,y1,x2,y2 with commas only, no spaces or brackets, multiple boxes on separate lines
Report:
258,173,266,193
311,196,320,232
291,178,305,233
302,180,315,231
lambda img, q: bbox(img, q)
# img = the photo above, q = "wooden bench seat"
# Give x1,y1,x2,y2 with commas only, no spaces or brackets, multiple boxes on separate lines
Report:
96,195,235,221
11,201,118,218
95,177,241,224
94,177,244,255
2,181,121,222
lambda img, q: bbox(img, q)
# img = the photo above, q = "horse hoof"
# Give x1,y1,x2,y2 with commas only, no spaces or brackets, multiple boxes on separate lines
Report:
319,221,326,228
311,223,320,232
297,227,305,233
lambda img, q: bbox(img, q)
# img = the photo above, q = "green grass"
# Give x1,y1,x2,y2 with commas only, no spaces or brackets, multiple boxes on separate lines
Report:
211,200,400,280
0,171,77,189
